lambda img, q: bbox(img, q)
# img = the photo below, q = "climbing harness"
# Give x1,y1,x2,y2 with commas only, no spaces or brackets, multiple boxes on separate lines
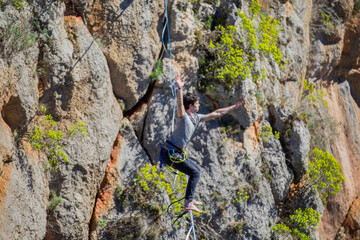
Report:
166,140,188,164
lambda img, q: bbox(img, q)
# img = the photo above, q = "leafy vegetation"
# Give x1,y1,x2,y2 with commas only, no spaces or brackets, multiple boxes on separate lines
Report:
199,0,284,91
98,219,108,229
310,1,341,41
293,79,336,151
0,0,28,11
150,59,163,81
116,163,195,223
260,125,279,142
301,79,328,109
273,208,320,240
308,148,345,204
28,106,88,170
233,189,249,203
48,190,63,211
0,16,38,57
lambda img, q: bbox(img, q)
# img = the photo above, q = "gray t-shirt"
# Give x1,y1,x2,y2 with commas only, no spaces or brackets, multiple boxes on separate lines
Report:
167,113,206,149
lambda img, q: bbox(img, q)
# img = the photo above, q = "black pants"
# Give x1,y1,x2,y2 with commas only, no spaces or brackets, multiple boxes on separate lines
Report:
161,148,200,200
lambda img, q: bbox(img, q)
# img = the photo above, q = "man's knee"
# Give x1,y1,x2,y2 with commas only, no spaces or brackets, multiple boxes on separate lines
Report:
192,168,200,179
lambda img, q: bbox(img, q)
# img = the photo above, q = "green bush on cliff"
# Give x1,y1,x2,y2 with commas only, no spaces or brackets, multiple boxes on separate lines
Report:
0,0,28,11
116,164,190,221
199,0,284,91
1,16,38,56
260,125,279,142
300,79,328,109
139,163,188,215
29,106,89,170
273,207,320,240
308,148,345,204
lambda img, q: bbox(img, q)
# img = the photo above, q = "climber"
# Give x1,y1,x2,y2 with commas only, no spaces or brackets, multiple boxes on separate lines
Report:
161,75,245,213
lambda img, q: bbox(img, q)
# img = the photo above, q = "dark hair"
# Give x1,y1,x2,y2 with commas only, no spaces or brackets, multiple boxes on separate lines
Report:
183,92,200,110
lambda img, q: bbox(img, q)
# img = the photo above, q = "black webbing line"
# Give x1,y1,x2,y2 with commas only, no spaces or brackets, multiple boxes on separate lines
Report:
167,196,188,226
172,210,188,227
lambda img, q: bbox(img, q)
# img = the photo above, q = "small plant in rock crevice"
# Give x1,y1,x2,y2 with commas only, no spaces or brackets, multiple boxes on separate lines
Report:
48,190,63,211
150,59,163,82
98,219,107,229
233,188,249,203
293,79,336,151
28,106,89,170
300,79,328,109
260,125,279,142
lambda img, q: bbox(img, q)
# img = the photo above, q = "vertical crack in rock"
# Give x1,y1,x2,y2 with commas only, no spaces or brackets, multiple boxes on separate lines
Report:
337,195,360,239
88,133,121,240
123,79,156,120
122,73,158,166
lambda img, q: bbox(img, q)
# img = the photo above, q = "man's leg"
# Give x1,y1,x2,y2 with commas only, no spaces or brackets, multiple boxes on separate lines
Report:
161,149,202,212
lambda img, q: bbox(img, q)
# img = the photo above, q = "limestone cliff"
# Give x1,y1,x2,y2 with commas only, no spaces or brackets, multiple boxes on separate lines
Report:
0,0,360,239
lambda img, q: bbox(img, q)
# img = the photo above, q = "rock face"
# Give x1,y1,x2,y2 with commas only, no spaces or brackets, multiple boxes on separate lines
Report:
35,2,122,239
1,0,360,239
81,0,164,110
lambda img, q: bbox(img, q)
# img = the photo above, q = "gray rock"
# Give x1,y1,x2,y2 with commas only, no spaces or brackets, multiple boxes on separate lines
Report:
0,9,39,133
31,4,122,239
143,88,175,163
261,121,293,201
81,0,164,110
0,150,48,240
285,119,310,183
268,103,292,134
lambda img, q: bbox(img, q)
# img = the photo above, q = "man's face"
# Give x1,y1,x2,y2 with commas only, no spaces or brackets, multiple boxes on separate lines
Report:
189,100,200,113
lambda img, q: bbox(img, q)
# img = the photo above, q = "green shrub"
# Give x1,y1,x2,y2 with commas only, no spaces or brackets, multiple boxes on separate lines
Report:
48,191,63,211
150,60,163,81
199,0,284,91
308,148,345,204
301,79,328,109
0,0,28,11
246,0,261,19
29,106,89,170
1,16,38,56
203,14,213,29
139,163,188,215
98,219,107,229
310,2,341,39
233,189,249,203
273,208,320,240
260,126,279,142
116,163,194,227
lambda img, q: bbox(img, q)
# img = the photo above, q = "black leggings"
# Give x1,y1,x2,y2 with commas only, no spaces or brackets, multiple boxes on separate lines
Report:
161,148,200,200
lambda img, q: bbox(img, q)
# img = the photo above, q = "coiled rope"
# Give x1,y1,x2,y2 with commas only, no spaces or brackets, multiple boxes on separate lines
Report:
161,1,197,239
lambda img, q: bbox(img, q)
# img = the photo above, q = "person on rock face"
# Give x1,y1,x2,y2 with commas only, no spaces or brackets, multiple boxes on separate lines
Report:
161,75,245,213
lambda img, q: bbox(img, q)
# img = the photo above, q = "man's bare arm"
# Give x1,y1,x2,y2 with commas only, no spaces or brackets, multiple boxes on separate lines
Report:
175,75,185,118
203,99,245,122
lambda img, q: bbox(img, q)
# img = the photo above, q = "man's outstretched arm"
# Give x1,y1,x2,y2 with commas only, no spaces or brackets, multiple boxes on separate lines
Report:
175,75,185,118
203,99,245,122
